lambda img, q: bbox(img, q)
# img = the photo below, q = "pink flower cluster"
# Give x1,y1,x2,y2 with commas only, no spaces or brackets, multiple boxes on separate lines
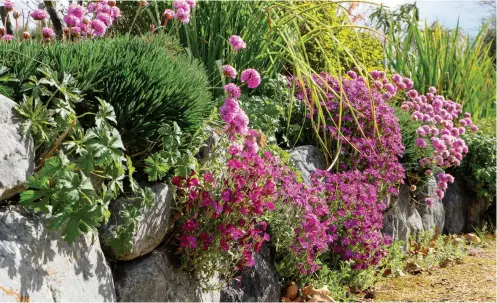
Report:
229,35,246,51
173,143,289,271
30,9,49,21
163,0,196,24
291,70,409,269
219,64,261,136
3,0,14,11
64,1,121,38
309,170,391,270
399,83,475,200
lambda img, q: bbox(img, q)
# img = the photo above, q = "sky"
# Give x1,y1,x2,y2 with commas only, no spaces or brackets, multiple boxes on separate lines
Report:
372,0,494,36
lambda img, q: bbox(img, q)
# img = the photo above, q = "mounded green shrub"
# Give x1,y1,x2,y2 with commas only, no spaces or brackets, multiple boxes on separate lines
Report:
0,34,213,162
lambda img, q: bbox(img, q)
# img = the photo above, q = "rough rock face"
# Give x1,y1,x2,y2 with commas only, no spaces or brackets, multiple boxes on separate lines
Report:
382,183,423,247
413,176,445,232
442,181,469,234
220,244,281,302
0,95,34,201
113,248,220,302
100,183,173,260
0,207,116,302
288,145,326,184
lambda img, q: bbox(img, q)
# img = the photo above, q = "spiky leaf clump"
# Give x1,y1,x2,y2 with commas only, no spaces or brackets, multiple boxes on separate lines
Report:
0,34,213,162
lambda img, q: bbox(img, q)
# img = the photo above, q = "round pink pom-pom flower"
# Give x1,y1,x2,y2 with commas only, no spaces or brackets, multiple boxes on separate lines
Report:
186,0,197,8
224,83,241,99
415,138,427,148
425,198,434,207
222,65,237,79
174,8,190,24
163,9,175,20
90,19,107,37
240,68,261,89
67,4,86,19
347,70,357,79
64,14,81,27
96,12,112,26
110,6,121,19
31,9,49,21
1,34,14,42
173,0,191,12
4,0,14,11
229,35,246,51
41,27,55,39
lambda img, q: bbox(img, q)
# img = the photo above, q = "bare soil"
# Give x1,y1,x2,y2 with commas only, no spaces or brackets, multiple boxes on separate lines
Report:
374,236,496,302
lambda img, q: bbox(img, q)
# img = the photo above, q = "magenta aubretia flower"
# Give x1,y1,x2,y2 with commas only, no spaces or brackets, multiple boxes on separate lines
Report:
240,69,261,89
179,234,197,248
229,35,246,51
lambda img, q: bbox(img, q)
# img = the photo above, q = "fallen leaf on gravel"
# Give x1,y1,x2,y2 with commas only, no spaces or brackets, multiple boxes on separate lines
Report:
465,233,482,243
405,261,423,275
286,282,299,300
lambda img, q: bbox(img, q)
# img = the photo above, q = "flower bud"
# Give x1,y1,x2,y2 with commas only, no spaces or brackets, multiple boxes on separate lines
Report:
13,11,20,20
108,0,117,6
23,31,31,40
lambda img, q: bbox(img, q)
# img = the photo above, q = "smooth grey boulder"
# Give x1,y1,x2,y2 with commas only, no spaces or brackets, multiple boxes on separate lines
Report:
220,244,281,302
288,145,326,184
0,95,34,201
100,183,173,261
442,181,469,234
0,207,116,302
413,176,445,232
382,183,423,248
113,248,220,302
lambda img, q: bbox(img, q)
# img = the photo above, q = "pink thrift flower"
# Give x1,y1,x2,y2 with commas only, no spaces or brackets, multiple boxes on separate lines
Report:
110,6,121,19
31,9,49,21
163,9,175,20
96,12,112,26
174,7,190,24
186,0,197,8
1,34,13,42
229,35,246,51
4,0,14,11
222,64,237,79
90,19,107,36
224,83,241,99
64,14,81,27
173,0,191,12
240,68,261,89
415,138,427,148
41,27,55,39
425,198,434,207
347,70,357,79
67,4,86,19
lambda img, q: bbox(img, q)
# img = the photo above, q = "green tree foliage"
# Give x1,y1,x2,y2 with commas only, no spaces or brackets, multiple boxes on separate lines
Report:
302,2,384,73
0,34,212,164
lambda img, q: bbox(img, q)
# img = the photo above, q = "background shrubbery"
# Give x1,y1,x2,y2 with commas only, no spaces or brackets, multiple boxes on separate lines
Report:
0,34,212,165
